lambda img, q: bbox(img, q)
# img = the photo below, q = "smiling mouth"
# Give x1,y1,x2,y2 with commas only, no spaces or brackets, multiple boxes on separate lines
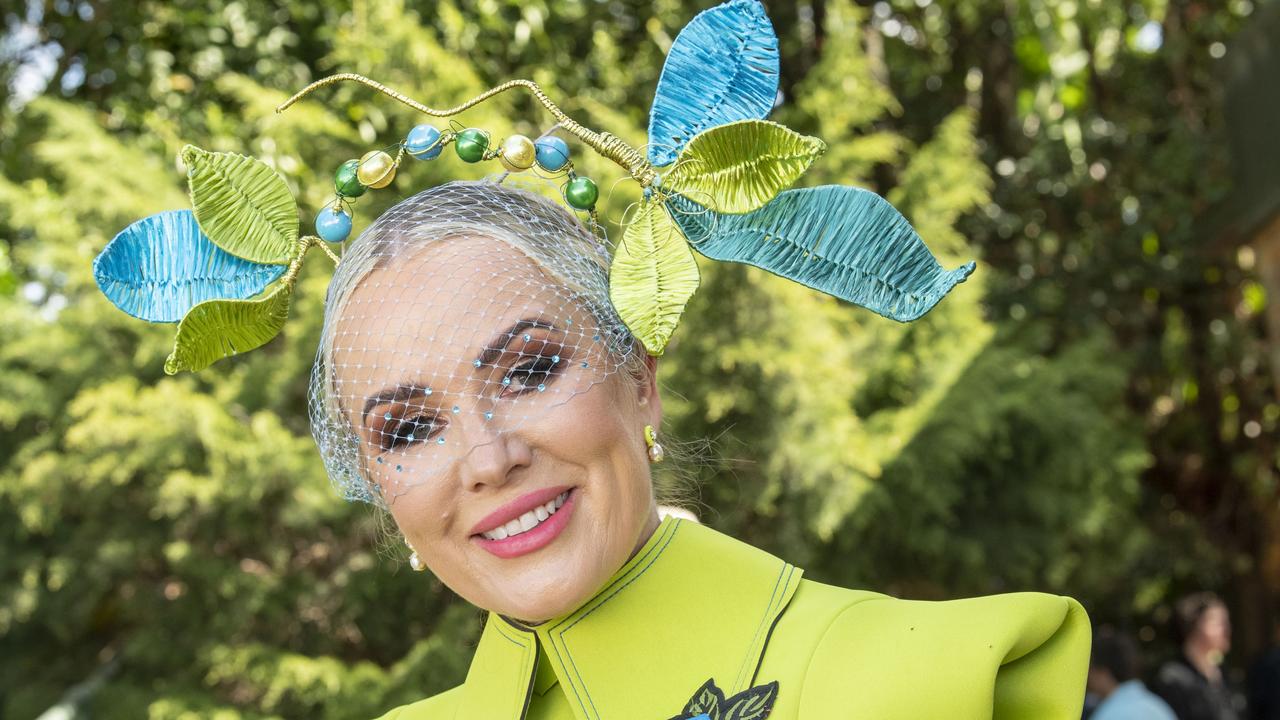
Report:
471,486,579,559
478,490,570,541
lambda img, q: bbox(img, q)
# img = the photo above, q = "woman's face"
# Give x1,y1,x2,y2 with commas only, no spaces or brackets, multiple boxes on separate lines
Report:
1194,603,1232,655
332,235,662,622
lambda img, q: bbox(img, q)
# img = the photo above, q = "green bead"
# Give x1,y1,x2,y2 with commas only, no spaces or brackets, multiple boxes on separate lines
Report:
454,128,489,163
564,176,599,210
335,159,366,198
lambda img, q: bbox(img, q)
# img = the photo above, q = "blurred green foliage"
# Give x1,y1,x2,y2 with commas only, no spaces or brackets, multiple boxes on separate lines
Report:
1,0,1275,717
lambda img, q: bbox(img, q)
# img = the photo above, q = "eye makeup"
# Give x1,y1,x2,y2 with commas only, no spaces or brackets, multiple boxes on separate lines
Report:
361,321,577,456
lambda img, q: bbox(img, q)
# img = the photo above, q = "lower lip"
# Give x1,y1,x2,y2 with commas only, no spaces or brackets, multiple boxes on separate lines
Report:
472,489,577,559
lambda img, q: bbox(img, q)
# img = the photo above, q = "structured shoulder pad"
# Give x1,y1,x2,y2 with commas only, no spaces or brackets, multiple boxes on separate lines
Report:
798,592,1090,719
372,684,464,720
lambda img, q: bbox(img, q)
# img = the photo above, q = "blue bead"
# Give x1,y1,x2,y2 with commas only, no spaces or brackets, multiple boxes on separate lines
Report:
406,124,443,160
316,207,352,243
535,136,570,171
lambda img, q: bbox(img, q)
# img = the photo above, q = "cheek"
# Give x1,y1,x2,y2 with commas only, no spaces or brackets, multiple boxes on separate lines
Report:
386,480,458,553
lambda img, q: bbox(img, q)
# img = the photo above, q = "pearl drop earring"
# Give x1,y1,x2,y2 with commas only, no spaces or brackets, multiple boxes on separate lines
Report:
644,424,665,464
406,540,426,572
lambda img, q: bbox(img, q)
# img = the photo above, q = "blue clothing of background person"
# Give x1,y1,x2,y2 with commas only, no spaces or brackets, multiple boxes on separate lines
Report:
1092,679,1177,720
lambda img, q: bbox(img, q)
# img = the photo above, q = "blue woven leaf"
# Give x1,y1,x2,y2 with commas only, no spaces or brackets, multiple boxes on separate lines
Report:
93,209,286,323
666,188,976,322
647,0,779,167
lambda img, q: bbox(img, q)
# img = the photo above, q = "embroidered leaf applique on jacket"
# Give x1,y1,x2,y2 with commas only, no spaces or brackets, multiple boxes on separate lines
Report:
669,678,779,720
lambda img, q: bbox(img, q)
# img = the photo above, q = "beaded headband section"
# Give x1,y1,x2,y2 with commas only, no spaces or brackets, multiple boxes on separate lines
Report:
92,0,974,375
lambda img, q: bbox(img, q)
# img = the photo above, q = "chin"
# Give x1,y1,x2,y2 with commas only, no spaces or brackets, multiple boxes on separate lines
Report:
494,573,594,624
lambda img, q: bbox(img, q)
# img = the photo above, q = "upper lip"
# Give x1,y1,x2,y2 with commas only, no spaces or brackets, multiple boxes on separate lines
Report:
469,485,575,536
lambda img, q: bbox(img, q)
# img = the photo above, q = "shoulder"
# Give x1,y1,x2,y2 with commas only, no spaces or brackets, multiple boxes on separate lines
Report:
1154,657,1197,684
372,685,463,720
795,588,1090,719
1093,681,1177,720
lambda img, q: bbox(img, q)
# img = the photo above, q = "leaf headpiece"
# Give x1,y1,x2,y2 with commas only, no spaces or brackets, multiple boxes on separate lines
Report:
93,0,974,372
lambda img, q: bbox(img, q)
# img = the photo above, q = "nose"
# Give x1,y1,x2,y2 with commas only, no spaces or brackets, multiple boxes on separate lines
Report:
454,412,533,492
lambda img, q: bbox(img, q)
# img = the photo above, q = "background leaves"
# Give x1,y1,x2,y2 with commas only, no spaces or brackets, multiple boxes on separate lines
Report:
0,0,1274,717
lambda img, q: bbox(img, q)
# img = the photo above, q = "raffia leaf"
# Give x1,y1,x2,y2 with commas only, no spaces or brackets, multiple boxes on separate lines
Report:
164,282,293,374
93,210,286,323
183,144,298,264
648,0,779,167
609,201,701,356
661,120,825,214
667,187,975,322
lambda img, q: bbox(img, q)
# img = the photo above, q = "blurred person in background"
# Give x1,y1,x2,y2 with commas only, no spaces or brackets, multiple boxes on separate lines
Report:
1152,592,1247,720
1087,625,1176,720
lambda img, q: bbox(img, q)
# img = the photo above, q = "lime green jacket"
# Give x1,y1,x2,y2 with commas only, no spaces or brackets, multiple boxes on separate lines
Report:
377,516,1090,719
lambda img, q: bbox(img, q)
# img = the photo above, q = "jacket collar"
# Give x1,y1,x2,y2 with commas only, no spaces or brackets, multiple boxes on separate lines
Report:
455,516,803,720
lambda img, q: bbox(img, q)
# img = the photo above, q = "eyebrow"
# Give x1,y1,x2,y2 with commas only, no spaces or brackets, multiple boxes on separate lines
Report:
360,316,559,426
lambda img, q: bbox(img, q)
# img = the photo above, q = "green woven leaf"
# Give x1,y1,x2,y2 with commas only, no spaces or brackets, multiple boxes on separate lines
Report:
164,282,293,374
183,145,298,264
661,120,826,213
609,201,701,356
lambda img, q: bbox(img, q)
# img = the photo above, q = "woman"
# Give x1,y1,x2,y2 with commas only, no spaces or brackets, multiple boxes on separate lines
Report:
305,180,1091,720
1151,592,1246,719
91,2,1091,714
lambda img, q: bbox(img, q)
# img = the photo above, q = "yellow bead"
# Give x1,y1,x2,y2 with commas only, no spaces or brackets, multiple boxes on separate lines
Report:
498,135,537,172
357,150,397,189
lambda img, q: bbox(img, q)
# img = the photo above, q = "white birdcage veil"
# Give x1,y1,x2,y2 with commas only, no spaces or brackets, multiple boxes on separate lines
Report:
308,179,640,506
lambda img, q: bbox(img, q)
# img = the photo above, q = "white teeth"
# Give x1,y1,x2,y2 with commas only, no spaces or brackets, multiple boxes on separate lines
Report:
519,511,538,532
480,490,573,541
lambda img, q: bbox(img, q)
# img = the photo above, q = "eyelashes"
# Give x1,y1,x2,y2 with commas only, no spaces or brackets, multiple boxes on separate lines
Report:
499,353,562,396
383,413,444,451
373,351,567,453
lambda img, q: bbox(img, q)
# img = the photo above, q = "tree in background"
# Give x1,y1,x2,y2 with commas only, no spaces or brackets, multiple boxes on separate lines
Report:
0,0,1273,717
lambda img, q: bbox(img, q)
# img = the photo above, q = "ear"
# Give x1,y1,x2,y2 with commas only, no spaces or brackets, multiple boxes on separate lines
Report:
635,353,663,432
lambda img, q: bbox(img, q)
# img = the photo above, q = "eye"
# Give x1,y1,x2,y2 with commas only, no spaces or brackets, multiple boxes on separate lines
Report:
500,353,564,397
382,413,444,451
